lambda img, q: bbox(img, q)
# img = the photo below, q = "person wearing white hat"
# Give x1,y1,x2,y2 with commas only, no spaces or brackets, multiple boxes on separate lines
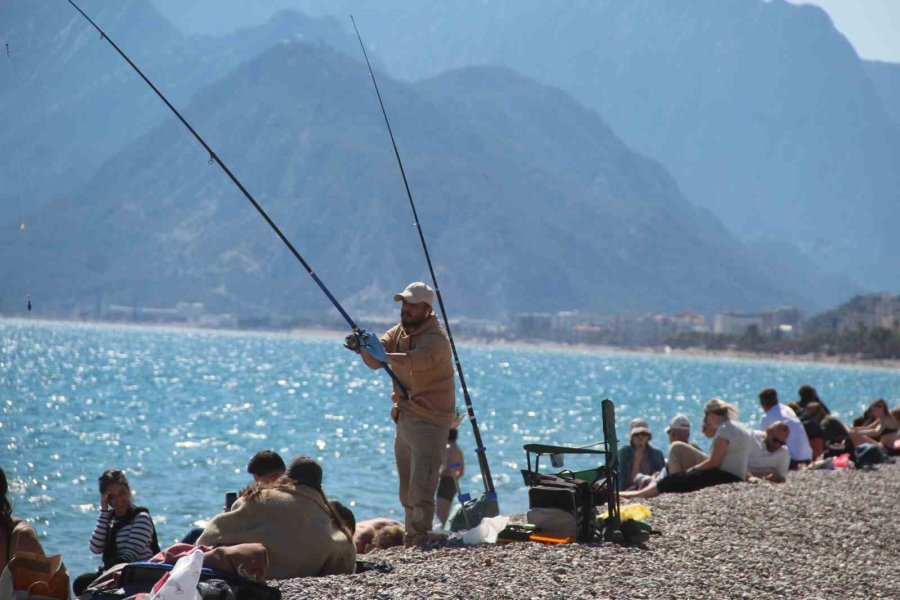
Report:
617,417,665,490
632,414,704,490
344,282,456,546
665,414,692,445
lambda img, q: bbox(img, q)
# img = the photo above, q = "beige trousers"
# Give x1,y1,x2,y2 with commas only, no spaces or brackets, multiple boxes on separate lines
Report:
394,412,449,537
667,441,708,474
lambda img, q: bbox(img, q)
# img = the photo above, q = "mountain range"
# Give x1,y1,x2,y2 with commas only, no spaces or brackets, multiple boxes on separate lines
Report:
166,0,900,292
0,0,880,320
0,22,850,320
0,0,355,226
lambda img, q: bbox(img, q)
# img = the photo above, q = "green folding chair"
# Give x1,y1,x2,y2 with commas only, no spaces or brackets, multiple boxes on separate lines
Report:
520,398,621,541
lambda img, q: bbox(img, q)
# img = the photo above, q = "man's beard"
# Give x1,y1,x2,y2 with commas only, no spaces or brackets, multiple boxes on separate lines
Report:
401,312,427,327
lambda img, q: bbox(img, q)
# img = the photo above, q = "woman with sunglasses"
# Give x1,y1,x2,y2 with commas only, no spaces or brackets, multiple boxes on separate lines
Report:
746,421,791,483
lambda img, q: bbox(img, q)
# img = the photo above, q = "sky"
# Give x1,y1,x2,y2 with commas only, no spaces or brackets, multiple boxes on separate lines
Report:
789,0,900,62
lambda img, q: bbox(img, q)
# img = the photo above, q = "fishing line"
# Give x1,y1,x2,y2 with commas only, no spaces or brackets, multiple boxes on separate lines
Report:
5,41,32,312
351,17,497,499
65,0,408,396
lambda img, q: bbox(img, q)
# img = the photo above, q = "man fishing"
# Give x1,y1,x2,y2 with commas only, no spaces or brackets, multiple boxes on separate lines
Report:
345,282,457,546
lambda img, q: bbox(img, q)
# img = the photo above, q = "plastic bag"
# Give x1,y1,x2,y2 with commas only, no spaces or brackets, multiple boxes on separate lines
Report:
148,549,204,600
461,515,510,545
599,503,652,522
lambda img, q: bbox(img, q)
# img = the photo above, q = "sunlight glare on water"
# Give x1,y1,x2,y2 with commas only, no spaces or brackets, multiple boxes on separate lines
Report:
1,319,899,575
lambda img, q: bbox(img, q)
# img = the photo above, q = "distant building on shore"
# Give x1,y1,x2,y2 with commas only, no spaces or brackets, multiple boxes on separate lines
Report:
714,307,802,336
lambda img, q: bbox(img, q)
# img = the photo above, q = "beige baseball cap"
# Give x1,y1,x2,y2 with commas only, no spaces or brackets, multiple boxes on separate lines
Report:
393,281,434,306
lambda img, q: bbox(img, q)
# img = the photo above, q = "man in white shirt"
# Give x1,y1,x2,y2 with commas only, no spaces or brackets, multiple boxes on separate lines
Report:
747,421,791,483
758,388,812,466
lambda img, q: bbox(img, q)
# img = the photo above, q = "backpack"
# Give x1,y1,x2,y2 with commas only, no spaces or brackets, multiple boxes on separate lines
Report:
853,443,892,468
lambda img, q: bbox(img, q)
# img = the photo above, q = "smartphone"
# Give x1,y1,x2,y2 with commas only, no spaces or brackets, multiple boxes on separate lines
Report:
225,492,238,511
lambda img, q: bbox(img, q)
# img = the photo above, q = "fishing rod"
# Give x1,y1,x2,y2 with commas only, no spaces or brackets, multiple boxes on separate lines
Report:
351,17,497,499
5,41,31,312
65,0,407,396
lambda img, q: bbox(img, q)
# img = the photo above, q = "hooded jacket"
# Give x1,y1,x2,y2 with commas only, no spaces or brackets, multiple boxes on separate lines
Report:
381,313,456,427
196,484,355,579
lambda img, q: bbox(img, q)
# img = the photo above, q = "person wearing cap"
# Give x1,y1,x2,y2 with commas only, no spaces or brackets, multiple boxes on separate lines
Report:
345,281,456,546
616,418,665,490
665,414,692,445
197,456,356,578
631,414,705,489
622,398,751,499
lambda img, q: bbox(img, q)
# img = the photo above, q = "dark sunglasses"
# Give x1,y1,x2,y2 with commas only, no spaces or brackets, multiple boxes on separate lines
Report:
766,436,786,446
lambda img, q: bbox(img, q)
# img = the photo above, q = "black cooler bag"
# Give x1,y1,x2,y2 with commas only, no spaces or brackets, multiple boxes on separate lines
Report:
527,474,595,542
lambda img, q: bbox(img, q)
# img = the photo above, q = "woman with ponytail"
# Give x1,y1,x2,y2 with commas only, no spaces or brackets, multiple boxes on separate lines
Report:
197,456,356,578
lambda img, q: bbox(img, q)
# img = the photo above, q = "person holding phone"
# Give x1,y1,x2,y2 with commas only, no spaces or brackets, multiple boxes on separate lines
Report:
72,470,160,595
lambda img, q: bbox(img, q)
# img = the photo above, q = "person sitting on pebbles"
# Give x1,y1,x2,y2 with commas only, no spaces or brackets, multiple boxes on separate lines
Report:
617,418,665,490
852,398,900,454
197,456,356,578
621,399,751,499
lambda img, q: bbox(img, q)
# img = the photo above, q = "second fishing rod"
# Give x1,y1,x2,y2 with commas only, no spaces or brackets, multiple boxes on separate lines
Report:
351,17,498,502
65,0,408,397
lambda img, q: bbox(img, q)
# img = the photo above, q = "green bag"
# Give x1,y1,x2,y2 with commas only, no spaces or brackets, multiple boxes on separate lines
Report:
448,493,500,532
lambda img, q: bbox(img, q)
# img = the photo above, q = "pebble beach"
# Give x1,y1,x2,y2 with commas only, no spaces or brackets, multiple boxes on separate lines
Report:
274,463,899,599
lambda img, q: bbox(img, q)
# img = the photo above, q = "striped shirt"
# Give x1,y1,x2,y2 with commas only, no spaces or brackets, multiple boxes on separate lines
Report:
89,509,156,565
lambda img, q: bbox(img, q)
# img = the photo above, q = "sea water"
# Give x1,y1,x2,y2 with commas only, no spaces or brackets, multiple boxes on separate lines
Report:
2,318,898,575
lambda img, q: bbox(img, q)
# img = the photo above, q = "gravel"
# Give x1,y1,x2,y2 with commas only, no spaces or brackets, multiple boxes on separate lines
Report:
273,464,900,599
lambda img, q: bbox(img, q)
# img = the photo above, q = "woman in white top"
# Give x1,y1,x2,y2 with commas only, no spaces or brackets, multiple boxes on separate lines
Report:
621,398,751,499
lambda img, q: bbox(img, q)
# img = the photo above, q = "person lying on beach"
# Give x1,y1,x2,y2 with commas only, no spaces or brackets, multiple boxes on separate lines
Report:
73,469,160,596
353,518,405,554
0,467,45,572
621,399,751,499
617,418,665,490
196,456,356,578
746,421,791,483
852,399,900,454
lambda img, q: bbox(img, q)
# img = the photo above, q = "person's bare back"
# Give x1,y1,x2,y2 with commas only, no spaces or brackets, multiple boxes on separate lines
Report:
353,518,404,554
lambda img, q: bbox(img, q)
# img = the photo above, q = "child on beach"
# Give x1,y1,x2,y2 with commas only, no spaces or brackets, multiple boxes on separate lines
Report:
436,429,465,528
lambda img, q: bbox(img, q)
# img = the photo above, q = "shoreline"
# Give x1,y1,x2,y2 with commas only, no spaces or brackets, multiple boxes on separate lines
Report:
3,314,899,370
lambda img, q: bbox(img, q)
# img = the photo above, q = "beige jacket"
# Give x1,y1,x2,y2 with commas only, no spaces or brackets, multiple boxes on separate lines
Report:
196,485,355,579
381,314,456,427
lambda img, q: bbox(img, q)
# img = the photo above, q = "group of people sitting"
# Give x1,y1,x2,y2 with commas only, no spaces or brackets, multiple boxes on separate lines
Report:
1,451,410,598
4,425,466,596
617,384,898,499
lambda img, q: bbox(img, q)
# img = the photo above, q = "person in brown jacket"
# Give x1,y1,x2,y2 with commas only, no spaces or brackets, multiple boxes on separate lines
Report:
196,456,355,578
346,281,456,546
